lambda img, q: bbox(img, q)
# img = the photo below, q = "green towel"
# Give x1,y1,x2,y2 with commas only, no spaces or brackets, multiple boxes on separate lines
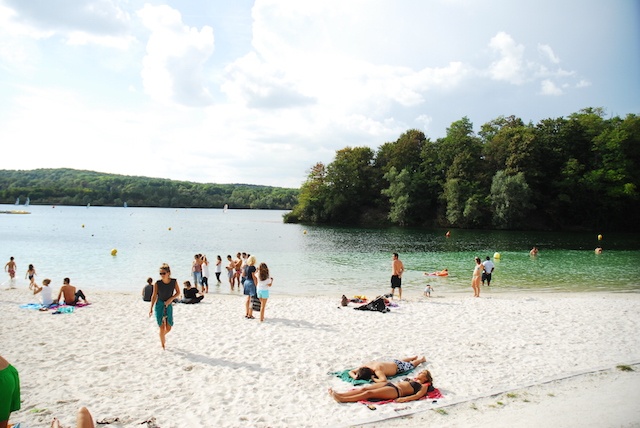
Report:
329,368,414,385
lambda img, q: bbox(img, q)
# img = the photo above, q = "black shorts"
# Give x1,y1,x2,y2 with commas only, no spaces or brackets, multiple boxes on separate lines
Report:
391,275,402,288
482,273,492,282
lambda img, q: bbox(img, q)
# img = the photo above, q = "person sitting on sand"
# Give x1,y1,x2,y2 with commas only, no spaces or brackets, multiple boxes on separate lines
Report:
142,277,153,302
55,278,89,306
33,278,53,307
349,356,426,383
180,281,204,304
330,370,433,403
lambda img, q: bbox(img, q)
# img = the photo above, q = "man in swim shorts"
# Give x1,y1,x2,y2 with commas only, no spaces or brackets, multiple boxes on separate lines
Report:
0,354,21,428
390,253,404,300
4,257,16,288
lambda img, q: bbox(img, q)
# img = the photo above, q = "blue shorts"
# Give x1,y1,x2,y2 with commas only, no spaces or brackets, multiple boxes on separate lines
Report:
0,364,20,420
257,289,269,299
155,300,174,327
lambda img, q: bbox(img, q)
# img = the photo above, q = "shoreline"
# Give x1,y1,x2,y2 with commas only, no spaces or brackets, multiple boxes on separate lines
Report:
2,288,639,427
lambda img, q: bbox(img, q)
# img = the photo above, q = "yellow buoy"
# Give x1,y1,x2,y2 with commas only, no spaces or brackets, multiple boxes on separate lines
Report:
110,249,117,256
303,230,307,234
598,234,603,241
493,252,501,259
82,224,85,228
168,227,172,231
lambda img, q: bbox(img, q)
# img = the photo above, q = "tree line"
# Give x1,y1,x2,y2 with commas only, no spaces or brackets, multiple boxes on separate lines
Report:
284,108,640,231
0,168,299,210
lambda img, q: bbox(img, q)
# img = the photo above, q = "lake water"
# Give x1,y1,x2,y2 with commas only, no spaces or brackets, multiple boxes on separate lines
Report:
1,204,639,297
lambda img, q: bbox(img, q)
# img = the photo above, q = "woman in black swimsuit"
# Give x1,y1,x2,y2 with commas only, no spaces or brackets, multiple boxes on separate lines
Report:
329,370,433,403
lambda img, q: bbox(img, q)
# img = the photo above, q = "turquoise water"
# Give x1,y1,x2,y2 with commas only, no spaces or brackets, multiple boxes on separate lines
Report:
1,204,638,296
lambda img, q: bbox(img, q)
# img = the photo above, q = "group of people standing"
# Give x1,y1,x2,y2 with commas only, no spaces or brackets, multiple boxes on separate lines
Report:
146,253,274,349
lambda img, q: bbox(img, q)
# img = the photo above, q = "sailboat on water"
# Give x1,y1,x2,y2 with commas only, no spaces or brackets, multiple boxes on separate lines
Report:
24,197,30,206
14,198,19,205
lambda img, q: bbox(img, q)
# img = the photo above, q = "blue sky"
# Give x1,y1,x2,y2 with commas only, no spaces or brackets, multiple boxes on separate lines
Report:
0,0,638,188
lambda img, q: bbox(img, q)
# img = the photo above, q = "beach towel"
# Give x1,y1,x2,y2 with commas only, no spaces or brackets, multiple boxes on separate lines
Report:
358,386,443,405
19,302,89,312
354,297,389,313
330,368,415,385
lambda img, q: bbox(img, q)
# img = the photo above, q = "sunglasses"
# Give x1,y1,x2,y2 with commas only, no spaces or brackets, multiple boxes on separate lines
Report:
159,272,168,276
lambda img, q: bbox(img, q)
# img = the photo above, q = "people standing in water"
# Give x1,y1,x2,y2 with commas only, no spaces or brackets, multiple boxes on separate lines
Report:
472,257,482,297
482,256,495,286
25,264,37,290
256,262,273,322
149,263,180,350
4,257,16,288
234,252,243,290
390,253,404,300
191,254,203,291
215,255,222,284
201,255,210,293
243,255,258,319
226,255,235,290
529,246,539,256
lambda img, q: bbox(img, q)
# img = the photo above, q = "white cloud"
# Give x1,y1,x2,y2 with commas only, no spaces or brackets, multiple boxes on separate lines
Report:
488,31,527,84
540,79,563,96
137,4,215,107
576,79,591,88
538,43,560,64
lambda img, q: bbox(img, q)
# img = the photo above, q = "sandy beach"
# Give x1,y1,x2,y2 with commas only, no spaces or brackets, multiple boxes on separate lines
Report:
2,287,639,427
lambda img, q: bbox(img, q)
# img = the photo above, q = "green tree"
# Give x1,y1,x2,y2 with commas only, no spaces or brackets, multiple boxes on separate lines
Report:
490,171,533,229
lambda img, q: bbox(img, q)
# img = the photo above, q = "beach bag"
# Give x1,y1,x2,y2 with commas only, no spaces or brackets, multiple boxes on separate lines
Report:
251,295,261,311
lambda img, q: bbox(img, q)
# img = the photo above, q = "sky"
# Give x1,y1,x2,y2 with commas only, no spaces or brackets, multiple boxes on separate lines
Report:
0,0,638,189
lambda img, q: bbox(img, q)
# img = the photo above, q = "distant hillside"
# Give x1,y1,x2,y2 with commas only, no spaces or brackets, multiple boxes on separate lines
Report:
0,168,298,210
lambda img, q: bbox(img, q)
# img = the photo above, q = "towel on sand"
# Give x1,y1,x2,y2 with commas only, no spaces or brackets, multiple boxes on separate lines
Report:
330,368,415,385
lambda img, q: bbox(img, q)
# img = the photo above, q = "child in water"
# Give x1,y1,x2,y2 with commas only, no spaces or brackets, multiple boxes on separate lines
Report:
424,284,434,297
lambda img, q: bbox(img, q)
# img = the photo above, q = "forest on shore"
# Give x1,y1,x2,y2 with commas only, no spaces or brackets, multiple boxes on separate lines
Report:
0,168,298,210
285,108,640,231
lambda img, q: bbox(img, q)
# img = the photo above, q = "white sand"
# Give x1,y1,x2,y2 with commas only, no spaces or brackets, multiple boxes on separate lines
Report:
2,288,640,428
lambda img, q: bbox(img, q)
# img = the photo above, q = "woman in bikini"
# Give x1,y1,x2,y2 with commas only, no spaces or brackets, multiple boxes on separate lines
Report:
348,356,426,383
330,370,433,403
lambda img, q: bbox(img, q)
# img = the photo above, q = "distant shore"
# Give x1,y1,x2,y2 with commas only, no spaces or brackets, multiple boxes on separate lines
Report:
2,288,640,427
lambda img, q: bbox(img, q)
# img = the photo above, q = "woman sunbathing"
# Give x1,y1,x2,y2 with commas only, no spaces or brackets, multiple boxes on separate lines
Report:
348,356,426,383
330,370,433,403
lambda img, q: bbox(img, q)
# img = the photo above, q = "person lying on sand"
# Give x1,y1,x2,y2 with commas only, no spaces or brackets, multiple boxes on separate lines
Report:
330,370,432,403
349,356,426,383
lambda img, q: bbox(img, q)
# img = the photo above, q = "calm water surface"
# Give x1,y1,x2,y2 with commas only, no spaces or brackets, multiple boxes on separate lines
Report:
1,205,639,297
